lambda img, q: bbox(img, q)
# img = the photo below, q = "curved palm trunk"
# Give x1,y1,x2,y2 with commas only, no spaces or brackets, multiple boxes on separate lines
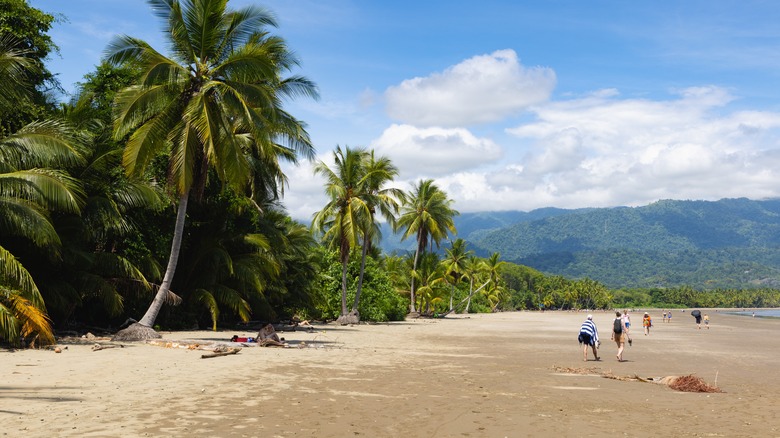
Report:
138,191,189,327
449,284,455,311
352,236,370,316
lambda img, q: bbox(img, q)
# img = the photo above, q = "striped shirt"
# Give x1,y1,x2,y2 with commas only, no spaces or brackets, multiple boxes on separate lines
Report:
579,319,599,344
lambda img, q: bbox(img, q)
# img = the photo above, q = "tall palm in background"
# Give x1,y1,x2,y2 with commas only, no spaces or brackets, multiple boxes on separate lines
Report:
107,0,316,339
312,146,370,322
397,179,458,313
441,238,471,311
0,36,85,345
351,150,403,320
482,252,506,311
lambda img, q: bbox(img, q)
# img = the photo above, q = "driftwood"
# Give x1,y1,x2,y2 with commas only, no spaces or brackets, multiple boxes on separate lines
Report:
552,366,722,392
201,347,241,359
91,343,124,351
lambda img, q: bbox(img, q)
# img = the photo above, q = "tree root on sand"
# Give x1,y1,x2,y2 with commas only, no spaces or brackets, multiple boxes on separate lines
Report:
111,323,161,341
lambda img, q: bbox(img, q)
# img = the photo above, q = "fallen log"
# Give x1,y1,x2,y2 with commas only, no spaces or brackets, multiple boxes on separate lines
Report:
201,348,241,359
92,343,124,351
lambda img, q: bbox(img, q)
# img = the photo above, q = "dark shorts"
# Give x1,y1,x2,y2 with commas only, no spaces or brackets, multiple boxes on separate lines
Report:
579,333,594,346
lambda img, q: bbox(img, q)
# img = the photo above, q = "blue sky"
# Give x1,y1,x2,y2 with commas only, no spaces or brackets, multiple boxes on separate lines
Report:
30,0,780,220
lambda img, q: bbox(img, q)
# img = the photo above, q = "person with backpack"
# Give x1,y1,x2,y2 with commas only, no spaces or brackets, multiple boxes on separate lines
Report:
578,314,600,362
611,311,627,362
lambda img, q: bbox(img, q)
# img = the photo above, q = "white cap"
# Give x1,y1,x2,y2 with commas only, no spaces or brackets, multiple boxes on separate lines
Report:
587,314,593,320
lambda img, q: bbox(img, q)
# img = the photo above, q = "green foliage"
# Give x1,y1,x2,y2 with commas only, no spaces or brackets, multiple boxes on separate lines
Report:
0,0,60,135
316,250,406,322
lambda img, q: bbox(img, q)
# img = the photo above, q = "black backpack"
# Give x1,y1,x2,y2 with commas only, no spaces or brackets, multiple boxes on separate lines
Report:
613,318,623,334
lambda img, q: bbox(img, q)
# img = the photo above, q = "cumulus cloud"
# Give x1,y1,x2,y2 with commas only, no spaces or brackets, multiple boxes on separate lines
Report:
370,124,503,179
470,85,780,211
384,49,556,127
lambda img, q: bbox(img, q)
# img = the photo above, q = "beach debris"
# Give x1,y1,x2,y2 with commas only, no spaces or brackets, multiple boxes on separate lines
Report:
551,366,720,392
667,374,722,393
201,347,241,359
91,343,124,351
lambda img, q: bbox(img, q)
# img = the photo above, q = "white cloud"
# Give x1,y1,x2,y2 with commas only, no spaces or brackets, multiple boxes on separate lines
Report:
384,49,556,127
480,86,780,210
370,124,503,180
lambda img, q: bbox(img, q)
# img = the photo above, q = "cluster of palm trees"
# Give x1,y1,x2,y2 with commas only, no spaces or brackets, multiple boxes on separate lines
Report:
1,0,322,344
311,150,517,320
2,0,624,346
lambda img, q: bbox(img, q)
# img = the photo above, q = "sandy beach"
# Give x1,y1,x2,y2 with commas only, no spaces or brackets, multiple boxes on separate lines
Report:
2,310,779,437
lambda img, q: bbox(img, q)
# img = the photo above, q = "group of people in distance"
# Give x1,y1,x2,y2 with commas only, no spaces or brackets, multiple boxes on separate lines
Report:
578,310,635,362
578,309,703,362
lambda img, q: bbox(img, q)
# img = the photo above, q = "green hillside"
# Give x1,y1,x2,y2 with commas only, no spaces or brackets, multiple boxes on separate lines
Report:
468,198,780,288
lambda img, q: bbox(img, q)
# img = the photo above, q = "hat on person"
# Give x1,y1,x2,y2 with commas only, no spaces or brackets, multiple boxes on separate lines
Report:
587,314,593,320
644,312,649,315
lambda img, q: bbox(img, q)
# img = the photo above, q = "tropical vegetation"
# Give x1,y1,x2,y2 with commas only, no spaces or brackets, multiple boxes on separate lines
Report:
1,0,779,348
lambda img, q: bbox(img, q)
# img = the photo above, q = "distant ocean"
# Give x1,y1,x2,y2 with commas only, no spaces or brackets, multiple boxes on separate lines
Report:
724,309,780,318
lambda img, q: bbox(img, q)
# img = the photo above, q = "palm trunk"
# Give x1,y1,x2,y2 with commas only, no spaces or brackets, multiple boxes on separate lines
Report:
465,276,474,313
409,233,423,313
449,284,454,311
138,192,189,328
352,235,370,315
340,257,349,316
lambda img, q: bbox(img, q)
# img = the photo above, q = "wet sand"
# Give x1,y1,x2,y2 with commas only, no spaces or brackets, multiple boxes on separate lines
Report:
1,310,778,437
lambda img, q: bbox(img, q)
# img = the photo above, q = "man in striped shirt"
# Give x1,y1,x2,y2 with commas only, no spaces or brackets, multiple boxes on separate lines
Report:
578,314,600,362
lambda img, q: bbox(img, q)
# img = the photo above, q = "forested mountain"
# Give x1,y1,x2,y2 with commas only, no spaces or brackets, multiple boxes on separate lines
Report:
381,198,780,289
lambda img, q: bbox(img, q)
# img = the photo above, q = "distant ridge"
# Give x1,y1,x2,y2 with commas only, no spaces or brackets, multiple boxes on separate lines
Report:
380,198,780,289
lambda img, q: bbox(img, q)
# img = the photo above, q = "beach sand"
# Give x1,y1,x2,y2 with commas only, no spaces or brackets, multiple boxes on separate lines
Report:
2,310,778,437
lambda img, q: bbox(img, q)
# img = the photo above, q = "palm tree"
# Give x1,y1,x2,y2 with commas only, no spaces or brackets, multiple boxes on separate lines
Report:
412,252,446,315
482,253,506,311
397,179,458,313
351,151,403,320
107,0,317,340
441,238,471,311
311,146,370,323
0,36,86,345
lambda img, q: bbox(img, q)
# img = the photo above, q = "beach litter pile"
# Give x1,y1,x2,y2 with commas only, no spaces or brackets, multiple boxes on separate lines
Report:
666,374,722,393
553,366,722,393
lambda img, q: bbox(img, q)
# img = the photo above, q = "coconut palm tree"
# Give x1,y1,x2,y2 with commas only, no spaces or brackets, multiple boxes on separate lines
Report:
107,0,317,340
441,238,471,311
482,252,506,311
351,151,403,320
397,179,458,313
311,146,370,323
0,36,86,345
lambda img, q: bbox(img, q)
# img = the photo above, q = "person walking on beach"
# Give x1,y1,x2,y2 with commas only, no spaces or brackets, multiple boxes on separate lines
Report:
642,312,652,335
662,310,667,323
622,310,632,346
611,311,627,362
692,310,702,329
703,313,709,329
578,315,600,362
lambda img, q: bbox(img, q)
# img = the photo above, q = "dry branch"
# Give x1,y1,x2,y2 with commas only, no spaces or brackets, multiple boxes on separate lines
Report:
92,344,124,351
201,348,241,359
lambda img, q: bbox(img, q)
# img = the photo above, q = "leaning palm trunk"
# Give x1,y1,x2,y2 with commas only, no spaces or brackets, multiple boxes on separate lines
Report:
113,192,189,340
443,279,491,317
